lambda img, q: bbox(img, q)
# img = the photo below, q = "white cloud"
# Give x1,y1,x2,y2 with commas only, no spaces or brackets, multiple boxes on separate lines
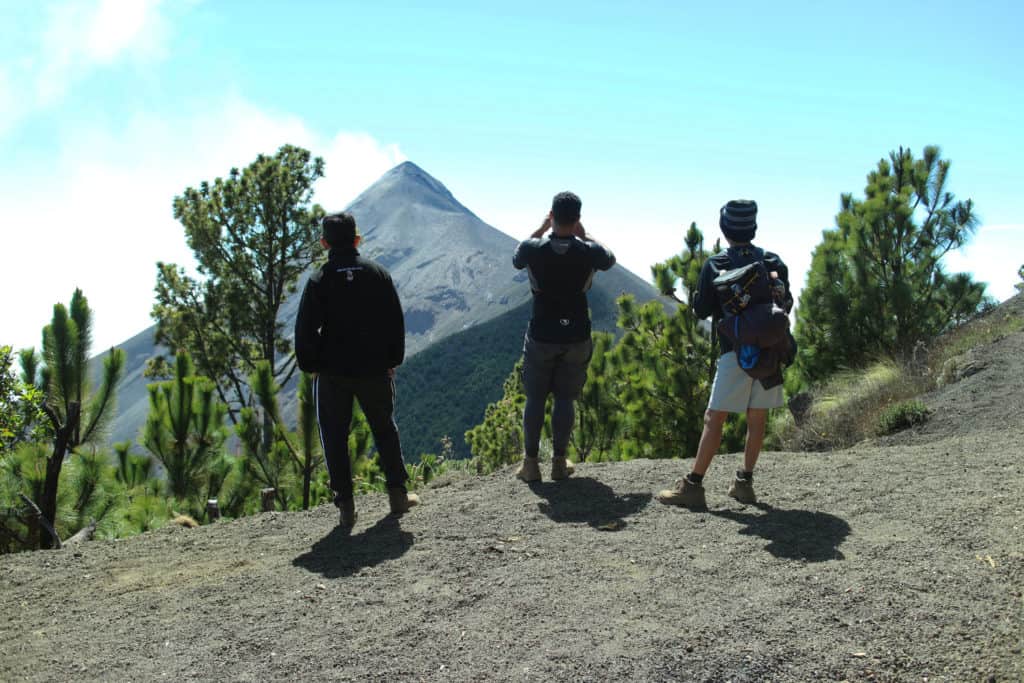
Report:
83,0,167,64
944,223,1024,303
1,0,173,134
1,96,405,354
317,132,405,211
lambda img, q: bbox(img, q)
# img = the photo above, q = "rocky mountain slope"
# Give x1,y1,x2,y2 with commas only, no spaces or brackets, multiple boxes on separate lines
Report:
97,162,661,449
9,296,1022,682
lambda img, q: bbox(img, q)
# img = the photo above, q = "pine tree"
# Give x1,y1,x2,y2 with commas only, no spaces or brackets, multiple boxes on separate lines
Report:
795,146,991,385
142,351,230,517
0,443,48,552
570,332,623,462
113,441,154,490
240,361,300,510
26,290,125,548
243,363,355,509
296,372,320,509
465,360,526,474
604,223,717,460
0,347,45,455
152,145,326,422
59,449,122,539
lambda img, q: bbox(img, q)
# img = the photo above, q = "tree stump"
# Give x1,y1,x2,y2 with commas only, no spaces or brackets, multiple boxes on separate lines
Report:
206,499,221,522
261,488,276,512
787,392,813,426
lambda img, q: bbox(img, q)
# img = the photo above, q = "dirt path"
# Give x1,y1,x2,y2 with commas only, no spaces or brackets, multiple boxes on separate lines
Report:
2,303,1022,682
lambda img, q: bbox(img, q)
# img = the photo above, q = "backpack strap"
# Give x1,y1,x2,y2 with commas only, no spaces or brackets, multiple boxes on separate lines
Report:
718,246,764,275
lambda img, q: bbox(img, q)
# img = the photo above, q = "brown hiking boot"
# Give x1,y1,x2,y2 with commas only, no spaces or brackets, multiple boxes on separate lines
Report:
388,488,420,516
516,456,541,482
338,498,357,528
656,477,707,509
727,475,757,504
550,456,575,481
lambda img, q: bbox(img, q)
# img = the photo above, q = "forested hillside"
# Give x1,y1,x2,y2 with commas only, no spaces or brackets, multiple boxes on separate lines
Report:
396,279,634,459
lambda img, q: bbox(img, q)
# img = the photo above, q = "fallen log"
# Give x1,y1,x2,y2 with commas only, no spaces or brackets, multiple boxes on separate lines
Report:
63,518,97,547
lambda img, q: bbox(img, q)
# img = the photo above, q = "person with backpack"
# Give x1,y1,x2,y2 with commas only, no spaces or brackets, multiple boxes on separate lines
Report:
512,192,616,482
656,199,793,508
294,212,418,528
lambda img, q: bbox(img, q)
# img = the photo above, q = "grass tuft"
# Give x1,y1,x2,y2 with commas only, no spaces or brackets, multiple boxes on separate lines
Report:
876,400,930,435
770,361,929,451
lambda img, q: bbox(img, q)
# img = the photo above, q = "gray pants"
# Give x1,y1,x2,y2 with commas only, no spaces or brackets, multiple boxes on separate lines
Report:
521,334,593,459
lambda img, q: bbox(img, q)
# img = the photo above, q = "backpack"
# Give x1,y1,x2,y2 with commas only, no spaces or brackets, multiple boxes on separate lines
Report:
711,249,772,316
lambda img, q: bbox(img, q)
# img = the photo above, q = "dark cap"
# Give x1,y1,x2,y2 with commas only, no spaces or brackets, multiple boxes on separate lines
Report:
719,199,757,242
322,212,359,247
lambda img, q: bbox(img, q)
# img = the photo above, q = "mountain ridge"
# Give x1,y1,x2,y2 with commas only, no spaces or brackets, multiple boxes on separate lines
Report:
95,162,664,452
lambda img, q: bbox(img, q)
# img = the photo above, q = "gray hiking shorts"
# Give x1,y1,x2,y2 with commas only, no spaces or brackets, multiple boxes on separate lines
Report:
522,334,594,400
708,351,784,413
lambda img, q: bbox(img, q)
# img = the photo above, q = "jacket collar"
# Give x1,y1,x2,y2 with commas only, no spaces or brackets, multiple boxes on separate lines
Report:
328,247,359,263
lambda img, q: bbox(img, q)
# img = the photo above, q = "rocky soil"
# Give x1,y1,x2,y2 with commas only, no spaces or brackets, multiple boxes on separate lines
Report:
2,297,1022,682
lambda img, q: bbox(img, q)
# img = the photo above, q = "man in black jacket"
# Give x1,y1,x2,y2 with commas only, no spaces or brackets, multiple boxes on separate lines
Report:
295,212,417,527
512,191,616,482
657,199,792,509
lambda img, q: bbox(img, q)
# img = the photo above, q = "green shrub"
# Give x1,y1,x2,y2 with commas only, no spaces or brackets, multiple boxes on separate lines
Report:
877,400,930,435
769,361,928,451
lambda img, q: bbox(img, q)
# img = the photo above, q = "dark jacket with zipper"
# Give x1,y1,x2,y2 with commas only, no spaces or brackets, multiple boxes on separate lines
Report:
294,248,405,376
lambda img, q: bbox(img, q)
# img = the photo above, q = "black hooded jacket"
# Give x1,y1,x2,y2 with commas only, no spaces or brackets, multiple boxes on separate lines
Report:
294,248,405,376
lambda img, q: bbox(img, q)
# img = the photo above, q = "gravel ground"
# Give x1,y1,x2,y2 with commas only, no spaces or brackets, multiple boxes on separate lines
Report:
2,298,1021,682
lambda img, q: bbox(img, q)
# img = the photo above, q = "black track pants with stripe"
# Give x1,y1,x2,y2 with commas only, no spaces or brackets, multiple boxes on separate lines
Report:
314,373,408,502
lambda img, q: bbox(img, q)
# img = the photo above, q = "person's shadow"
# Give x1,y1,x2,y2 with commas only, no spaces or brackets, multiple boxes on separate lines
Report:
292,515,414,579
529,477,651,530
710,503,849,562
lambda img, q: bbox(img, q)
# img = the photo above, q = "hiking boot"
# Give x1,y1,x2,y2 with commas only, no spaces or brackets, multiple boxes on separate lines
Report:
727,474,757,504
656,477,707,509
516,456,542,482
388,488,420,516
550,456,575,481
338,498,357,528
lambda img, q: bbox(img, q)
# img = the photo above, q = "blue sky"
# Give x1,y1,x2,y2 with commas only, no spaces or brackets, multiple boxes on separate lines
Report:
2,0,1022,353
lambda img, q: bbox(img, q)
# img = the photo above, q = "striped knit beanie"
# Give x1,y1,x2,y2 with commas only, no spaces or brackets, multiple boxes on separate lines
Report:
719,199,757,243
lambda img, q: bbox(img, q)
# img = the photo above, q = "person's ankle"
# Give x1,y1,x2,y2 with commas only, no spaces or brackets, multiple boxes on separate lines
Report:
736,470,753,482
685,472,704,485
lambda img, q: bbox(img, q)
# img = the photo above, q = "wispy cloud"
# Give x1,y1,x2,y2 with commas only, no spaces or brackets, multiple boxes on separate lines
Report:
1,0,175,135
1,2,407,353
2,94,405,353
